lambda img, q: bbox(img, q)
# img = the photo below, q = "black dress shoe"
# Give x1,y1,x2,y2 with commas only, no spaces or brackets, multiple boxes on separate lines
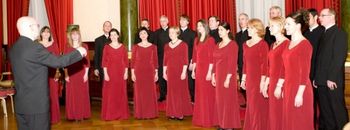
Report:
176,117,184,121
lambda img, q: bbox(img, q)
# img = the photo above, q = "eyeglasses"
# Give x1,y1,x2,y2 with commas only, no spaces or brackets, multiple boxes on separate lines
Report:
319,14,333,17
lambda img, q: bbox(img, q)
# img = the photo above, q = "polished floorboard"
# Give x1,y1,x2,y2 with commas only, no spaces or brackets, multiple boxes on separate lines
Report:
0,100,223,130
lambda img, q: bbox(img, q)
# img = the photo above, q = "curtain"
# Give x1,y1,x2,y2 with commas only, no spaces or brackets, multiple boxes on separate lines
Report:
0,1,3,73
138,0,178,31
138,0,236,32
179,0,236,32
6,0,29,47
29,0,50,28
285,0,341,25
45,0,73,53
235,0,285,32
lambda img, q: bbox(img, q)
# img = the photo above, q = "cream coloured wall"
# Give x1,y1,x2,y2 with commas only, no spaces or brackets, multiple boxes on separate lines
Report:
73,0,121,42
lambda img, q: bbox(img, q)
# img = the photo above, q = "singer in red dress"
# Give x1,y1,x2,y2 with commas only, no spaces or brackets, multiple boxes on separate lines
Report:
264,17,289,130
280,10,314,130
101,29,129,120
191,20,218,127
212,22,241,129
241,19,269,130
64,28,91,120
163,27,192,120
38,26,61,124
131,28,159,119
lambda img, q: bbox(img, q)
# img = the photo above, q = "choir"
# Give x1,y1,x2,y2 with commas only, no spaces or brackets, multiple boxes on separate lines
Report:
38,6,348,130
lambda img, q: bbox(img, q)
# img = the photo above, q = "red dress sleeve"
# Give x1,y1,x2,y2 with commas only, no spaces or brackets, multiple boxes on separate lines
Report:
260,41,269,76
153,45,159,69
192,38,198,63
131,45,137,69
122,45,129,68
298,41,312,85
182,43,189,65
83,44,90,68
207,37,216,64
101,45,108,68
228,41,238,74
243,43,247,74
278,41,289,79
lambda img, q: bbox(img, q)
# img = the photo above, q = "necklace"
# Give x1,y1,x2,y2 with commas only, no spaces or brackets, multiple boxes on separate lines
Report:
170,39,179,44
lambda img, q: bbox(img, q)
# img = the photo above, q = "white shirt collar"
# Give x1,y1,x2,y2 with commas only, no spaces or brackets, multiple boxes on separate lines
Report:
181,27,188,31
309,25,319,32
162,26,168,31
241,27,247,32
325,23,336,31
104,34,109,38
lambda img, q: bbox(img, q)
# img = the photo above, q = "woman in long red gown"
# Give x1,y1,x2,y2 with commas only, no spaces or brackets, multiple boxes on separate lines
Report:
263,17,289,130
131,28,158,119
101,28,129,120
240,18,269,130
64,27,91,120
279,10,313,130
191,20,218,127
212,22,241,130
38,26,61,124
163,27,192,120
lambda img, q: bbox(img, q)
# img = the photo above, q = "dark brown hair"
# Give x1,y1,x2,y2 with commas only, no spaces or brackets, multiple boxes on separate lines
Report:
219,21,234,40
286,9,310,32
39,26,52,42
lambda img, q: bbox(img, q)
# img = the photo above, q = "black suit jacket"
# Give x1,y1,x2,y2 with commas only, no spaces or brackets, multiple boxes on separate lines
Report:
314,25,348,86
179,28,196,62
235,30,250,76
94,35,110,71
209,29,221,43
303,25,325,79
154,28,171,65
9,36,83,114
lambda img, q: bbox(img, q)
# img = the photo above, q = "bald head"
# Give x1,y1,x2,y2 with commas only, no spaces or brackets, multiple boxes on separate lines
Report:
17,16,40,40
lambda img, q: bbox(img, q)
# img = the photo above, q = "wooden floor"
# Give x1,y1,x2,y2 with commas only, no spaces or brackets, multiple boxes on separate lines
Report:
0,100,221,130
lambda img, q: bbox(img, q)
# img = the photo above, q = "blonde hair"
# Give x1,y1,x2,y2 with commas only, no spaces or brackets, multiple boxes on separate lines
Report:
248,18,265,38
169,26,180,35
269,17,285,34
67,27,82,47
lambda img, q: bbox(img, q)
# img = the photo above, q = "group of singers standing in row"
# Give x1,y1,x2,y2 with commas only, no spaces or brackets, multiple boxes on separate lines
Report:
38,5,348,130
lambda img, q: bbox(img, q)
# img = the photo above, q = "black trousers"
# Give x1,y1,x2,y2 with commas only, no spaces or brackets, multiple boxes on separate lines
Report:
158,63,167,99
238,68,246,102
188,70,195,102
98,67,104,80
16,112,50,130
317,85,348,130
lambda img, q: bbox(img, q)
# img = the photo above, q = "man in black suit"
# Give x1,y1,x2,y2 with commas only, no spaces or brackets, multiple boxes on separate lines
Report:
264,6,282,46
135,19,154,44
208,16,221,43
179,14,196,102
235,13,250,107
304,8,324,128
314,8,349,130
93,21,112,79
9,16,87,130
304,8,325,80
303,8,325,128
154,15,171,102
